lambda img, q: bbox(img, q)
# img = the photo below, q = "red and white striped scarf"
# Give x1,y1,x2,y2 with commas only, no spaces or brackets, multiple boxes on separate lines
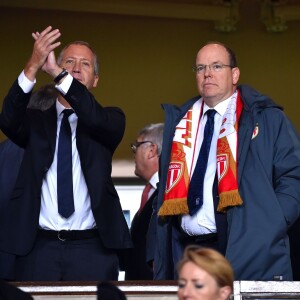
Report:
158,91,243,216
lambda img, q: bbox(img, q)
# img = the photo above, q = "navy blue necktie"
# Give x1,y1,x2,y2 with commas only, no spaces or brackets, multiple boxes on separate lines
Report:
57,109,74,219
187,109,216,216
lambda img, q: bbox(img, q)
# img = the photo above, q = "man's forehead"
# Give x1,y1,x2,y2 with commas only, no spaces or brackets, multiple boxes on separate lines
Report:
196,44,228,61
63,55,92,61
63,45,94,59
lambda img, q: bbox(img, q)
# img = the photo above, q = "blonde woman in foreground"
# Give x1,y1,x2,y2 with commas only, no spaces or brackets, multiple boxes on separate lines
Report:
177,246,233,300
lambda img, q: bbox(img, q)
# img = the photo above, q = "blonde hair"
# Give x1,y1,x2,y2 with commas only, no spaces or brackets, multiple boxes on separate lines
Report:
177,246,234,290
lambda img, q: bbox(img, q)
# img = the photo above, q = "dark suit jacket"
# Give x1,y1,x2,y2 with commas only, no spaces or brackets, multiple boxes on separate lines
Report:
124,190,156,280
0,139,24,204
0,78,132,256
0,139,24,280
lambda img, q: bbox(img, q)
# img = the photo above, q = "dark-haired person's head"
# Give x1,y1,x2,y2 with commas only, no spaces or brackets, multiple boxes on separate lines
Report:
27,84,58,111
0,280,33,300
97,282,126,300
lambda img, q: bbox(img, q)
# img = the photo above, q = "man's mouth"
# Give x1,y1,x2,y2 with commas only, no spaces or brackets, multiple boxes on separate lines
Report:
73,75,82,81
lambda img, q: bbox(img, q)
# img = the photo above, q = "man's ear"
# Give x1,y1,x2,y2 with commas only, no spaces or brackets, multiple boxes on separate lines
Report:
147,144,158,159
93,75,99,88
232,67,240,85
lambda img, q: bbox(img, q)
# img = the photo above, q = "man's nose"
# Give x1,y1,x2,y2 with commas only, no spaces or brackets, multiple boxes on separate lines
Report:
204,65,212,77
72,61,81,73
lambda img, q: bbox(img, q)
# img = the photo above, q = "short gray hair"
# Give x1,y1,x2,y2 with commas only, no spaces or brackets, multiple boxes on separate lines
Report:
138,123,164,156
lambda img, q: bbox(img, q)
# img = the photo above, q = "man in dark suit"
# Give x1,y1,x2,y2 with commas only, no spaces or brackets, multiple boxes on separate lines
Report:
0,140,23,281
0,84,57,280
124,123,163,280
0,26,132,281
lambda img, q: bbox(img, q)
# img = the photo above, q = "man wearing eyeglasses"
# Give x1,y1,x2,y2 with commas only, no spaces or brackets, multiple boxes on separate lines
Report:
123,123,163,280
153,41,300,281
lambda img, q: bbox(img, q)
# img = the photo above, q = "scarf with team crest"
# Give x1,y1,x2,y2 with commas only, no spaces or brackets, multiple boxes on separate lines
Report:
158,91,244,216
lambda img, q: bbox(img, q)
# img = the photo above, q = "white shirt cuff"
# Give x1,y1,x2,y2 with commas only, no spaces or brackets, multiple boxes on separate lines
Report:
55,73,73,95
18,70,36,93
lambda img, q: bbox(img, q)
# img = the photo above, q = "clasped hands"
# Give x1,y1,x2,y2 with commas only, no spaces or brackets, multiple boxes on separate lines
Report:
24,26,63,81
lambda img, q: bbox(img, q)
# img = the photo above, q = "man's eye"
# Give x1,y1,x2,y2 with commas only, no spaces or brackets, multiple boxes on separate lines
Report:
213,64,222,70
197,66,205,72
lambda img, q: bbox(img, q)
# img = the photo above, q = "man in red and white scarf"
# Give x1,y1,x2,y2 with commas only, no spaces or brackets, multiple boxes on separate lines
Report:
151,42,300,281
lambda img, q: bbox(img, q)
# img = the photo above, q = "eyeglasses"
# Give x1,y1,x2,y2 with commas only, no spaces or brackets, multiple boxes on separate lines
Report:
192,63,233,74
130,141,153,153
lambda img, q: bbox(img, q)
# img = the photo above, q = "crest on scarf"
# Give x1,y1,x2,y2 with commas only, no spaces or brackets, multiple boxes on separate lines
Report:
217,153,228,181
165,161,184,193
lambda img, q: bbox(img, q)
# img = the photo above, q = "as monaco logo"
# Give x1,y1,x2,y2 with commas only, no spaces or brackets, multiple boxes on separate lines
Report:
217,154,228,181
165,161,183,193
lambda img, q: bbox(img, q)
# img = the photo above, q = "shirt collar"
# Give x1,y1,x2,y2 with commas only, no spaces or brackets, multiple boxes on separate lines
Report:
202,90,237,117
149,171,159,189
56,100,74,118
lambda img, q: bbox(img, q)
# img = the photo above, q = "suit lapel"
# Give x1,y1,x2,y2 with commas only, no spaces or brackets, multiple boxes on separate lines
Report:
43,104,57,156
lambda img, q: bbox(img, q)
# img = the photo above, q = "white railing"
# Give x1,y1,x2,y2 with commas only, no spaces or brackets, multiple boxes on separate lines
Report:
14,281,300,300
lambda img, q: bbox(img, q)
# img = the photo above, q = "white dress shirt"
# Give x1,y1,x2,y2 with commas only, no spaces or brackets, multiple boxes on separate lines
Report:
181,95,233,235
18,71,96,230
148,171,159,199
